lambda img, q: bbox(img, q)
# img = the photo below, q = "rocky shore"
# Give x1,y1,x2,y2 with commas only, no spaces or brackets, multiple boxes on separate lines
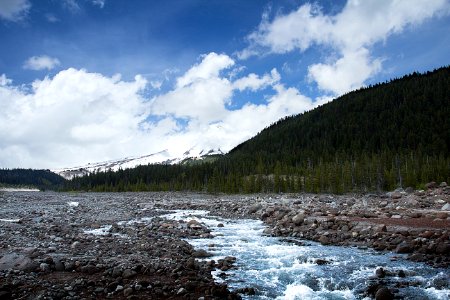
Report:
0,183,449,299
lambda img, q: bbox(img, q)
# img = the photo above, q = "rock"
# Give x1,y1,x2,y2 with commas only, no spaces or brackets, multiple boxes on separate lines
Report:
435,243,450,254
112,266,122,277
0,253,36,271
192,249,212,258
436,212,448,219
176,288,187,295
395,242,413,254
187,220,203,230
319,236,330,245
441,203,450,211
375,287,394,300
71,241,81,249
217,223,224,227
425,182,437,189
53,258,65,271
375,267,386,278
405,187,414,194
315,259,330,265
292,213,305,225
40,262,50,272
391,192,402,199
123,287,133,297
248,204,262,214
122,269,137,279
439,182,447,187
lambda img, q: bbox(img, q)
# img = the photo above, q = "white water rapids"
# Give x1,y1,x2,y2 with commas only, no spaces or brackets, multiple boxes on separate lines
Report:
164,210,450,300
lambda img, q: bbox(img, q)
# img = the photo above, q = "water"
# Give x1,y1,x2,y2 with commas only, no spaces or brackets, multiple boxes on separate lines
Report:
164,210,450,300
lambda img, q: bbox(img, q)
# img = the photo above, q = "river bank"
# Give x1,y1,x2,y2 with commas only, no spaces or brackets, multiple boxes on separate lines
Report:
0,186,449,299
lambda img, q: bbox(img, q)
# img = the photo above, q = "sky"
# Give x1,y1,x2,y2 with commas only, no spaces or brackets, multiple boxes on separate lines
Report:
0,0,449,169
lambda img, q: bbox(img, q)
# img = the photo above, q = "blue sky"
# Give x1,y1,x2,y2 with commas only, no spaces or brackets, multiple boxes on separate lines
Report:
1,0,449,168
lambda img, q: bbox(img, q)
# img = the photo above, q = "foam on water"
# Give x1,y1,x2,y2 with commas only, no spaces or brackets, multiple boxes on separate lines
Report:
162,210,450,299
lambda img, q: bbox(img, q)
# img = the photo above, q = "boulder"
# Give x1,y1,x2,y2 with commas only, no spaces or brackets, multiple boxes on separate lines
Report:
0,253,36,271
248,204,262,214
441,203,450,211
395,242,413,254
375,287,394,300
291,213,305,225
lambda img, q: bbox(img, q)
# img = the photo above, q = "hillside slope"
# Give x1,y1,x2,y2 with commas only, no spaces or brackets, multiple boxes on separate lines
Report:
67,67,450,193
228,67,449,166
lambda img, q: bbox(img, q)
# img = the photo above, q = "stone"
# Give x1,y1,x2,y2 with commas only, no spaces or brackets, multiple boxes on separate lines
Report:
319,236,330,245
441,203,450,211
40,263,50,272
292,214,305,225
375,267,386,278
193,249,211,258
391,192,402,199
187,220,203,230
53,259,65,271
375,287,394,300
122,269,137,279
395,242,413,254
248,204,262,214
177,288,187,295
217,223,224,227
123,287,133,297
439,182,447,187
0,253,36,271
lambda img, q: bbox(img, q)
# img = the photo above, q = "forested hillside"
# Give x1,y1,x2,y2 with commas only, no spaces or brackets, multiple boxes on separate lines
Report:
67,66,450,193
0,169,66,190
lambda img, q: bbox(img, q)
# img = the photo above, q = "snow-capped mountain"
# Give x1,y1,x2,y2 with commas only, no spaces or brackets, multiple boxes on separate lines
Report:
52,148,224,179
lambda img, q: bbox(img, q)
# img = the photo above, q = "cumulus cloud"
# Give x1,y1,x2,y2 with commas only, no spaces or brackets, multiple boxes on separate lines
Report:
0,0,31,22
23,55,61,71
240,0,450,94
0,53,316,168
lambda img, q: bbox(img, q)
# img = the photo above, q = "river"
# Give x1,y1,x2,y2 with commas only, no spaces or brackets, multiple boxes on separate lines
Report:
164,210,450,300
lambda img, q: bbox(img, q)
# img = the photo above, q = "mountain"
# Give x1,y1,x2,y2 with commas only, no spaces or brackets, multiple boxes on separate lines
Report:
66,66,450,193
53,147,224,179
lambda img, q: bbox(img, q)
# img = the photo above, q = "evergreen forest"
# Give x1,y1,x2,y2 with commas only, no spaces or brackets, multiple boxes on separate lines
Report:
66,66,450,194
0,169,66,191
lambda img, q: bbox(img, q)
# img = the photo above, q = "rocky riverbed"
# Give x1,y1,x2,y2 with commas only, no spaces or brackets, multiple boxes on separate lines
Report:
0,183,449,299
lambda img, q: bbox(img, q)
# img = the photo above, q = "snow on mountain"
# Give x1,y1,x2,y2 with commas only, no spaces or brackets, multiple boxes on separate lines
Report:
52,147,224,179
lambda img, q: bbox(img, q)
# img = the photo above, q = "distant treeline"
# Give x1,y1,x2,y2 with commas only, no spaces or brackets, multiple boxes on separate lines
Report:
0,169,66,190
66,66,450,194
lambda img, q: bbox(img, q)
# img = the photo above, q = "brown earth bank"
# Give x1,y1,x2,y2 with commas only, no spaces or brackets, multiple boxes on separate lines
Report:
0,182,449,299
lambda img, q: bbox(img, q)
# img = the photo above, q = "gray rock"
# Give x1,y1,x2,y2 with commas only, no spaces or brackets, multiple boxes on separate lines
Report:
53,258,65,271
0,253,36,271
441,203,450,211
122,269,137,279
292,213,305,225
123,287,133,297
248,204,262,214
40,262,50,272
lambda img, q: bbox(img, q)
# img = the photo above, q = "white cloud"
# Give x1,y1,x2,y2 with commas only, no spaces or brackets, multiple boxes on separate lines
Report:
0,53,317,168
0,0,30,22
241,0,450,94
0,74,13,86
92,0,105,8
45,13,59,23
176,52,234,88
233,68,280,91
308,48,382,95
23,55,61,71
